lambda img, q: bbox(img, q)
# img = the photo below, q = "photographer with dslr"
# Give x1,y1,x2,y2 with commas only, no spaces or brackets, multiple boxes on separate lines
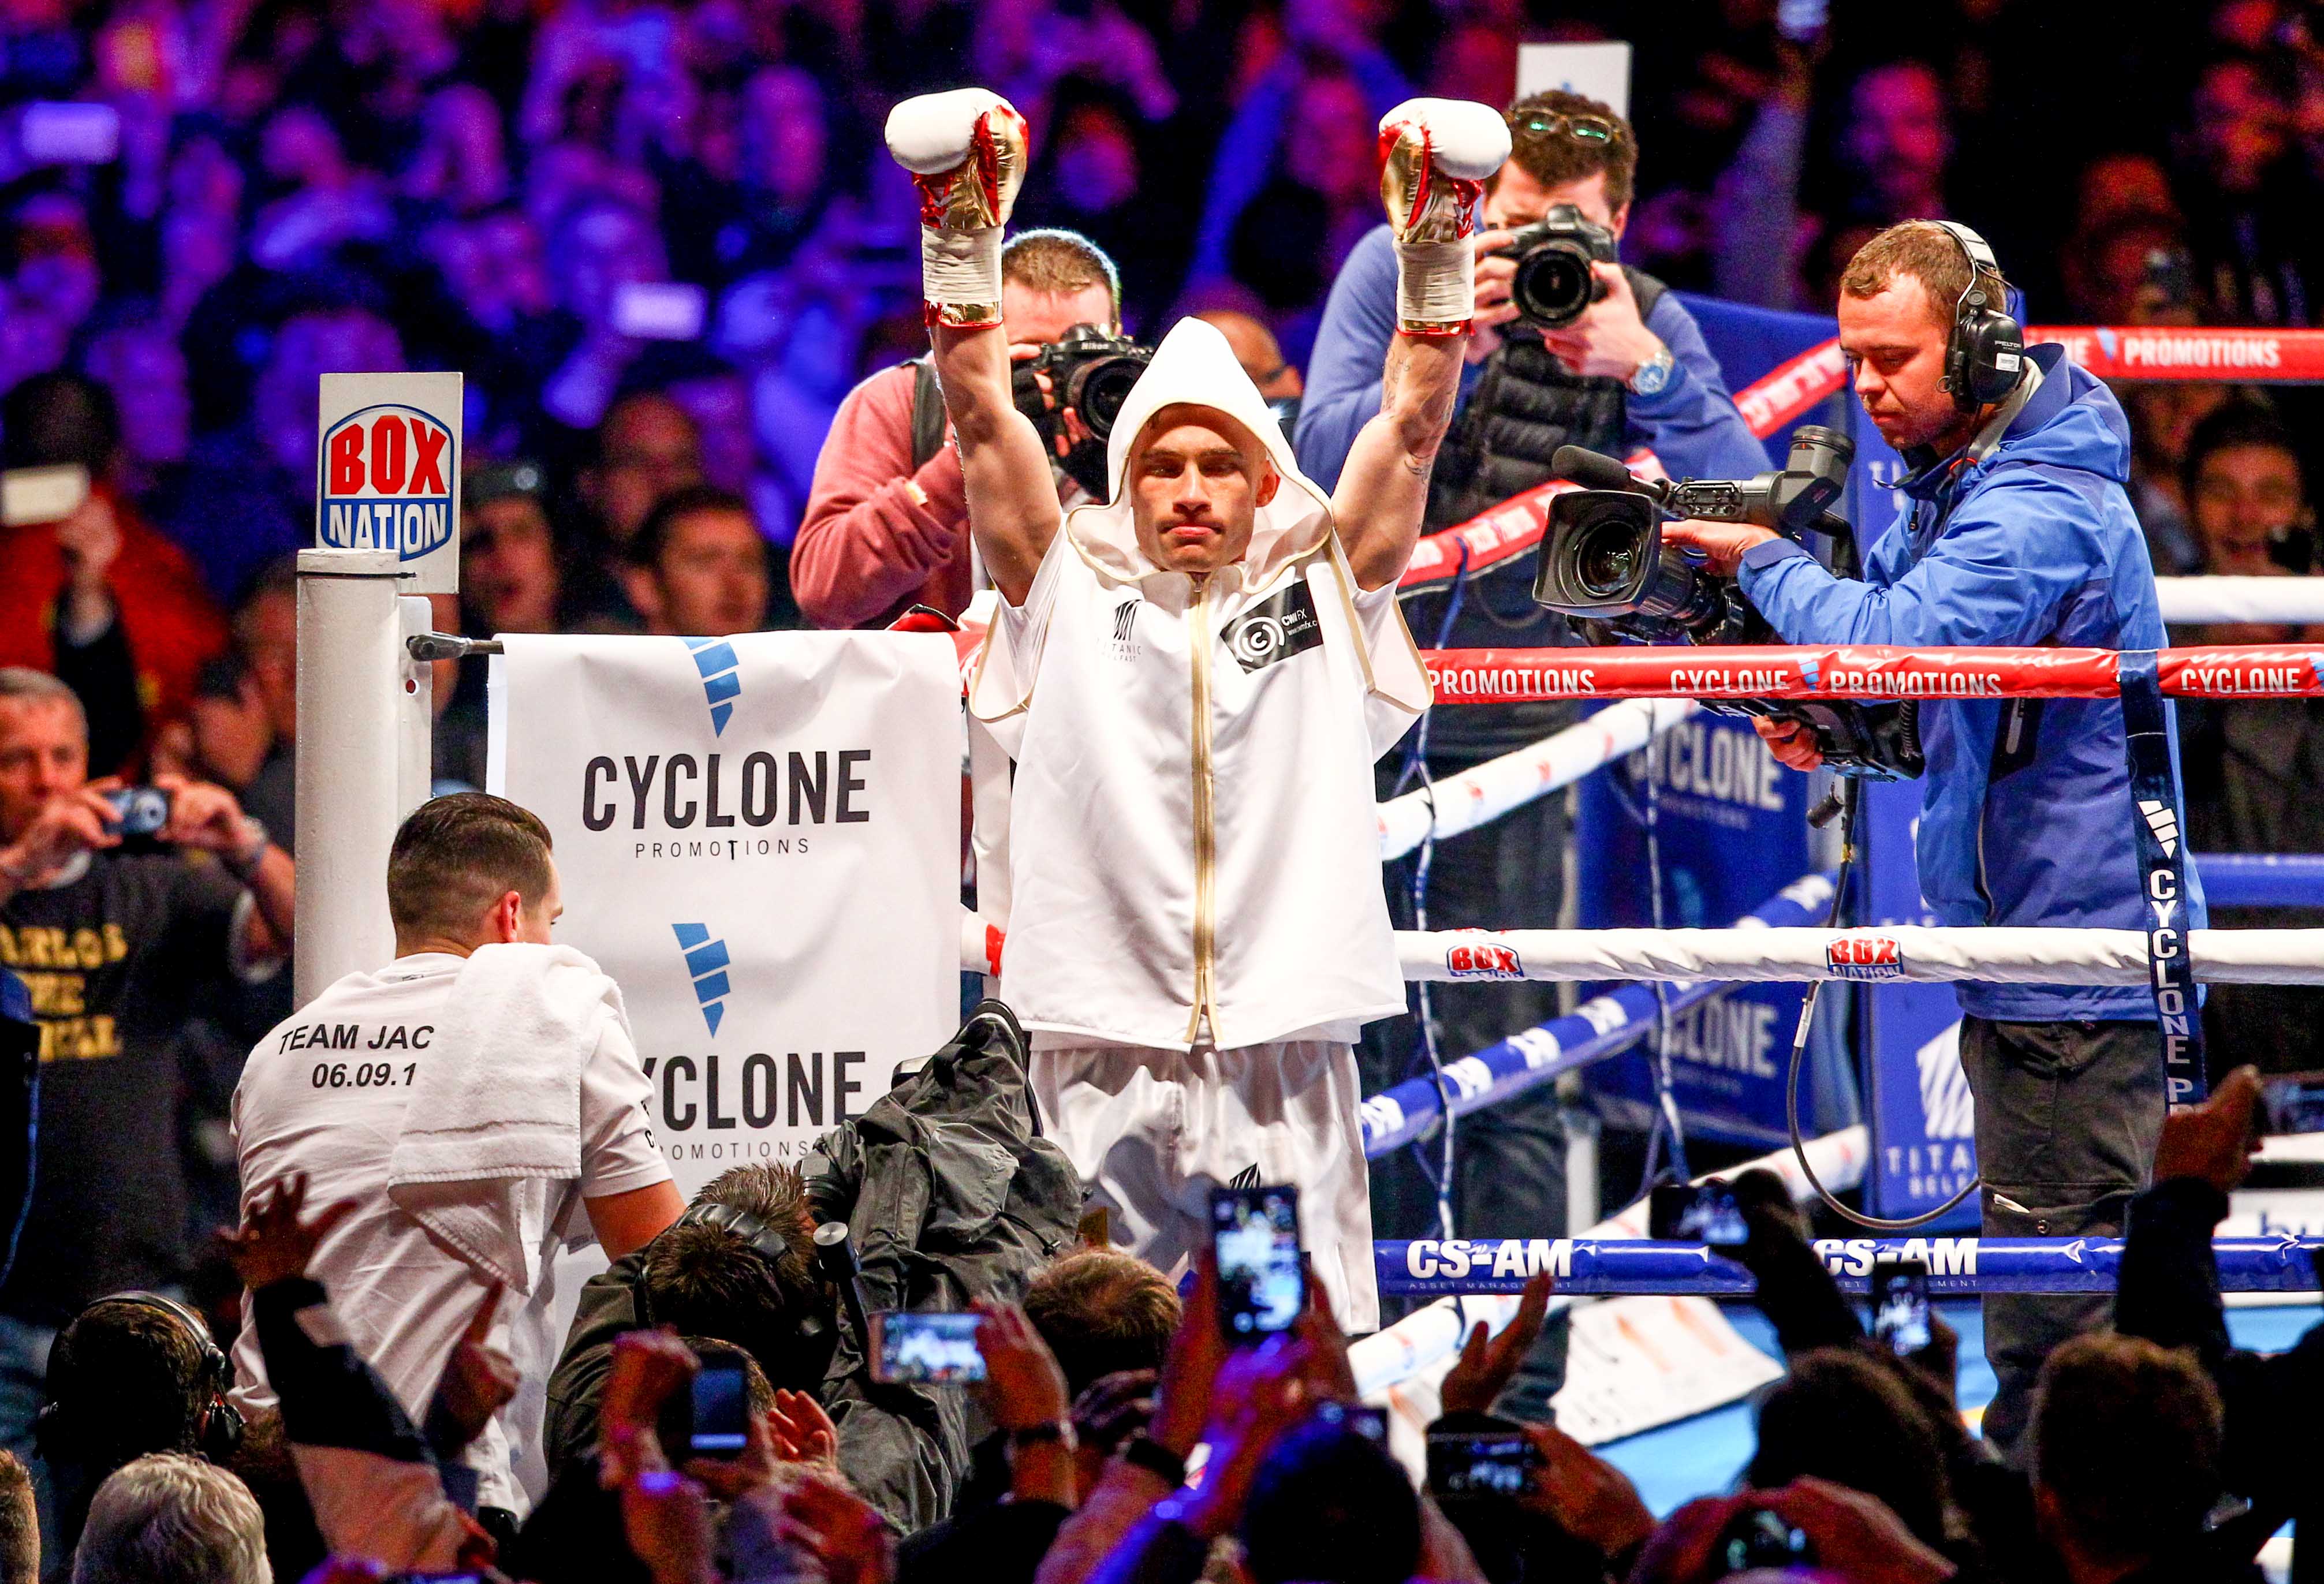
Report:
794,229,1146,628
1295,87,1764,1409
1661,221,2199,1457
0,666,292,1554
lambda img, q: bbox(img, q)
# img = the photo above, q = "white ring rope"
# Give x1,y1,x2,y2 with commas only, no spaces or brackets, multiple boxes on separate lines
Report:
1395,925,2324,985
962,917,2324,984
2155,576,2324,625
1377,698,1699,861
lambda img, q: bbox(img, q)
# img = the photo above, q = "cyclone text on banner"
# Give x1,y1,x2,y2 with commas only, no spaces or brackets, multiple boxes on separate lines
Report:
485,632,960,1195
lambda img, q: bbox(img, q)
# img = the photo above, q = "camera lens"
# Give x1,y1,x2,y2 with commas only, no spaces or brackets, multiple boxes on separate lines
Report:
1073,355,1147,440
1572,519,1640,599
1512,241,1595,328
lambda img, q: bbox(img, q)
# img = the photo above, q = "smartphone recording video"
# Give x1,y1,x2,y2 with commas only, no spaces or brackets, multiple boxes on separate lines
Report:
611,281,708,341
1870,1259,1932,1356
869,1311,986,1385
1,465,90,528
17,102,121,165
2260,1071,2324,1135
1316,1401,1387,1445
1426,1429,1539,1501
1648,1179,1749,1247
1211,1183,1305,1341
687,1348,752,1456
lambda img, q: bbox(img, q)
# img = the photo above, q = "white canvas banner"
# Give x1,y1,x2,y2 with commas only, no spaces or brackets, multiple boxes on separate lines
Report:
486,632,960,1192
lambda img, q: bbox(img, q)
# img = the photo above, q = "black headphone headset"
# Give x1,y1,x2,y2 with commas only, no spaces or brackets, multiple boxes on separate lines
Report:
35,1292,245,1467
636,1201,834,1362
1934,221,2026,413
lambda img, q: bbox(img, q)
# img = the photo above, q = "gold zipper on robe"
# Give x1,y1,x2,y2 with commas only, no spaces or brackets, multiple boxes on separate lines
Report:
1187,574,1221,1045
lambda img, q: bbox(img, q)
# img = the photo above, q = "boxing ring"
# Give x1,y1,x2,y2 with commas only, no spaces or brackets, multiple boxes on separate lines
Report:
941,322,2324,1414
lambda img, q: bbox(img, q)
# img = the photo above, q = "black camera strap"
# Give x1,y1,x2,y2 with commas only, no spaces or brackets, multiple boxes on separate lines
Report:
2116,650,2207,1106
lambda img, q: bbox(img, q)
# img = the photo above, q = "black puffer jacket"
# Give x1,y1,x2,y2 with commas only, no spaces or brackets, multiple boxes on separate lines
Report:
543,1003,1082,1533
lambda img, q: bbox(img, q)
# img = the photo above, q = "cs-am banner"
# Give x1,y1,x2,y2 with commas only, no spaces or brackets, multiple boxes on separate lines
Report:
487,632,960,1194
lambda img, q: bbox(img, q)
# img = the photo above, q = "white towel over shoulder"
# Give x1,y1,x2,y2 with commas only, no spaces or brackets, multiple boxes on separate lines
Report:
386,943,622,1292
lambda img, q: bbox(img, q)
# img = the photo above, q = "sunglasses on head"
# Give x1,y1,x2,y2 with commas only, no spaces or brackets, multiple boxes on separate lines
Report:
1507,110,1619,144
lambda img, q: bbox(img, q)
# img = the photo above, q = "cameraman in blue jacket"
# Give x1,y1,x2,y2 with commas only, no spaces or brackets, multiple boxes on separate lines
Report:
1666,221,2204,1455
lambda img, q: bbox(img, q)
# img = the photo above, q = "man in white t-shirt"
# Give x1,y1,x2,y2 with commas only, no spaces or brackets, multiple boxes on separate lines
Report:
887,89,1508,1329
228,793,681,1516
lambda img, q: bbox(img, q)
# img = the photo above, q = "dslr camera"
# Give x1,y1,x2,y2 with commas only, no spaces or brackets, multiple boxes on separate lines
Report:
1530,427,1924,781
1498,204,1620,329
1013,323,1154,498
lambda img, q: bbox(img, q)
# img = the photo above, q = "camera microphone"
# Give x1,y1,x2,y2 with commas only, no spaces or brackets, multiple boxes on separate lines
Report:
1552,445,1659,496
814,1221,875,1365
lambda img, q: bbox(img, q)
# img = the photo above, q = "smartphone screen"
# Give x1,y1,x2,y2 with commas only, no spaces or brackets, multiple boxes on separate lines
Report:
1316,1400,1387,1445
870,1311,986,1384
689,1352,751,1455
1870,1260,1931,1355
1211,1184,1304,1341
1,465,90,528
18,102,121,164
1776,0,1827,41
2260,1071,2324,1135
1426,1430,1538,1501
1648,1180,1749,1247
611,281,707,341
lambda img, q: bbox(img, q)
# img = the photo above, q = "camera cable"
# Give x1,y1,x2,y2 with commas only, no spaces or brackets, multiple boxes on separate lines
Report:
1783,776,1979,1230
1638,741,1692,1193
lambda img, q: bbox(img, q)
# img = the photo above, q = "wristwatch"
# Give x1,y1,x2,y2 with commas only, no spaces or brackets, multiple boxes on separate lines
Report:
1118,1431,1188,1488
1628,343,1676,398
1006,1419,1075,1452
227,817,270,880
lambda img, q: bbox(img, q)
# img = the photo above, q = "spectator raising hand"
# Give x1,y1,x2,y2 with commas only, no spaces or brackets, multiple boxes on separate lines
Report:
423,1284,517,1463
1516,1422,1656,1566
217,1171,360,1291
772,1470,897,1584
1440,1270,1554,1416
976,1298,1077,1507
767,1388,839,1470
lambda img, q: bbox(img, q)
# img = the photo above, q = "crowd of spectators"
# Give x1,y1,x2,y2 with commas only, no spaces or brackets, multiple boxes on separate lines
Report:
0,1018,2312,1584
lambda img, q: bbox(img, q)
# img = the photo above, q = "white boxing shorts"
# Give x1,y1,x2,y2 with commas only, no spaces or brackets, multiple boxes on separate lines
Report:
1031,1039,1378,1333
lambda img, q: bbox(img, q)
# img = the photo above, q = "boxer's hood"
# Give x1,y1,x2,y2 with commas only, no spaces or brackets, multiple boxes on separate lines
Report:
1064,316,1333,591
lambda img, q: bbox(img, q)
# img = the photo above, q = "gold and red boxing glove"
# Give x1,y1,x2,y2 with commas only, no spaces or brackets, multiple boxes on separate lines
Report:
1377,98,1512,336
884,88,1029,330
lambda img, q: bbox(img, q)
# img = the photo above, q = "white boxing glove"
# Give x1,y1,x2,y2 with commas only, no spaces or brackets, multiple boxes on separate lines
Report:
1377,98,1512,335
885,88,1029,329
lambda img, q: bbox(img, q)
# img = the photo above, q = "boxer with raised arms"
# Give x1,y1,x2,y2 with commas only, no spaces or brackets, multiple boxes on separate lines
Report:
886,88,1507,1327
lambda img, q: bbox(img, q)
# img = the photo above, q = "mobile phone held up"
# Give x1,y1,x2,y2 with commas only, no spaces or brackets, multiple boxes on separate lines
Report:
1648,1179,1749,1248
1870,1258,1932,1357
1426,1429,1540,1502
1,464,89,528
688,1348,752,1456
869,1311,986,1385
1211,1183,1305,1342
2261,1071,2324,1135
652,1344,753,1458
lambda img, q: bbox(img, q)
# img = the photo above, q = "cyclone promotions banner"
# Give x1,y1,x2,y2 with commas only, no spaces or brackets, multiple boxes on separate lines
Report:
486,633,960,1193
